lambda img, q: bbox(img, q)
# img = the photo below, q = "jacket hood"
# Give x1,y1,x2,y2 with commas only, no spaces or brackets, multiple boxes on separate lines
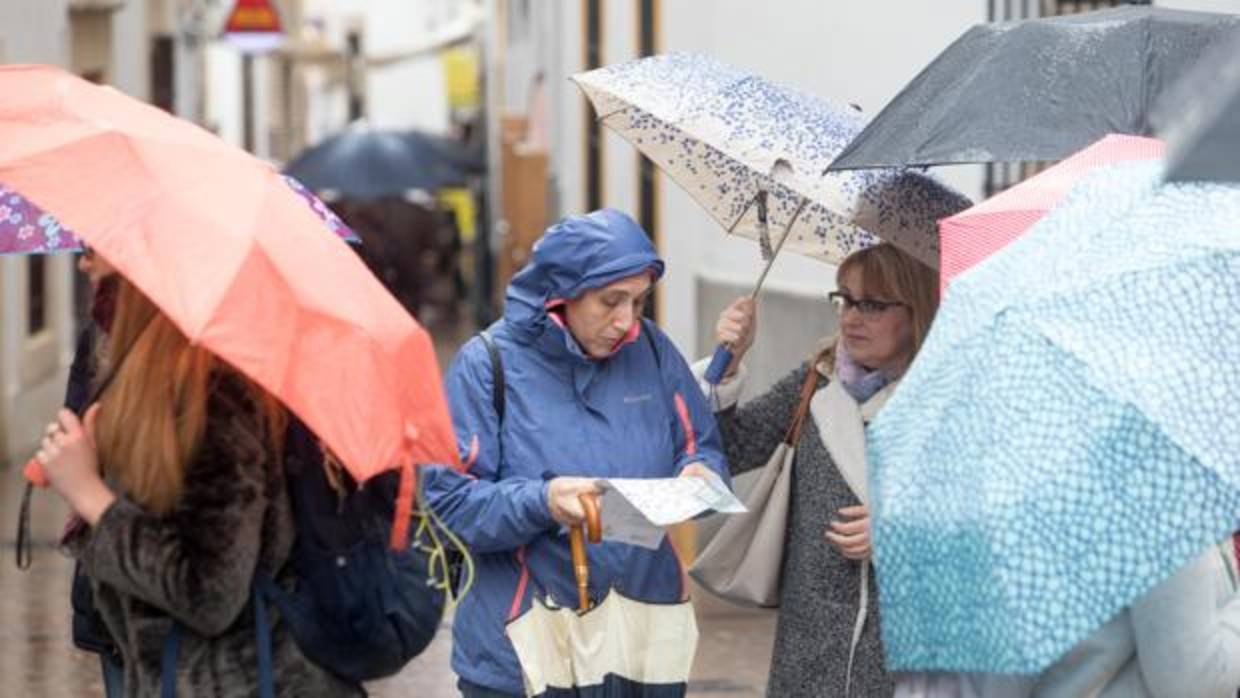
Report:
503,208,664,341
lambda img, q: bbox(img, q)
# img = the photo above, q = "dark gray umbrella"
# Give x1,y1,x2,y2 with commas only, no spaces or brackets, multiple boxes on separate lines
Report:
1153,33,1240,182
827,6,1240,171
284,125,484,199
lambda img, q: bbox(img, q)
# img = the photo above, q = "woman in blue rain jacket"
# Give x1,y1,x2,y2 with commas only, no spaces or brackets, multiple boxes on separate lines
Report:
423,208,729,697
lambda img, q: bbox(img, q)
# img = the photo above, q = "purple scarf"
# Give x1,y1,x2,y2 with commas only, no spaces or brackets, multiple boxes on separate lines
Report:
834,343,892,404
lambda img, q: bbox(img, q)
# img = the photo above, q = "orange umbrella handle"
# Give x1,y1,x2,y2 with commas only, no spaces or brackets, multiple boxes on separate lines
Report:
569,493,603,611
23,457,48,488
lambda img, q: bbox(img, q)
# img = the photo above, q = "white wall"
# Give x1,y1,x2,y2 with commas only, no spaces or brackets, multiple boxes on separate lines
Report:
300,0,461,135
205,42,244,145
111,0,150,100
0,1,69,64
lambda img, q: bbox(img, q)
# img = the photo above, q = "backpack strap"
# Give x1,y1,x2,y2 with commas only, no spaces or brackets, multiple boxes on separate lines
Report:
253,583,276,698
641,318,661,369
478,331,504,421
159,585,276,698
159,623,182,698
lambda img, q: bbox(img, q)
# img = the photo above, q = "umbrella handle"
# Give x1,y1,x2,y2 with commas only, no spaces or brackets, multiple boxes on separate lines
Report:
580,492,601,543
23,458,48,488
569,525,589,611
569,493,602,611
703,344,734,385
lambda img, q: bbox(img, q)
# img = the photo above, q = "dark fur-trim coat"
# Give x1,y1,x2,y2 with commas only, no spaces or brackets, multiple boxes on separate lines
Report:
67,374,362,697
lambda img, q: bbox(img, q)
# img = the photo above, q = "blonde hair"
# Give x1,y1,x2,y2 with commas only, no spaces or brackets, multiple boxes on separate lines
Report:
814,242,939,373
94,278,285,514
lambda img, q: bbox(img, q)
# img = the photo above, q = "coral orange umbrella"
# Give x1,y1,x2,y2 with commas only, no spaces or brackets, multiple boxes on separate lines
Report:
0,65,458,545
938,134,1165,293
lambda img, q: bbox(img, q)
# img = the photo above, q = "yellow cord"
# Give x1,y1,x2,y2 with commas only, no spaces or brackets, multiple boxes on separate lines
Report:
412,478,476,608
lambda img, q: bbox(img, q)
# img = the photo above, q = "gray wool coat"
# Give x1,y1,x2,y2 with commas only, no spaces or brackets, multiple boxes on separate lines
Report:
67,374,362,698
715,363,891,698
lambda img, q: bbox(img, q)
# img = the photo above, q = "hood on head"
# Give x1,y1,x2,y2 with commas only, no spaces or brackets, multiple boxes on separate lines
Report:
504,208,664,336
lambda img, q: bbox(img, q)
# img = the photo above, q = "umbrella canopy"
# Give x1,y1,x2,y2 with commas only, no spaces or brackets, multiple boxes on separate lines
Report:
867,160,1240,673
1153,33,1240,182
284,125,483,200
573,53,969,269
506,499,698,697
0,174,358,255
506,591,698,697
828,6,1240,171
0,65,458,491
938,134,1164,291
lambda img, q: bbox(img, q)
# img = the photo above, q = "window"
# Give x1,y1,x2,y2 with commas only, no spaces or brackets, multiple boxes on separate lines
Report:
28,255,47,336
150,35,175,113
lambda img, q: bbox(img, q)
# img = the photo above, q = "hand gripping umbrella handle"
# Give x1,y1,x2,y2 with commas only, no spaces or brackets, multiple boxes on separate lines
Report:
703,344,734,385
706,199,809,386
569,493,603,611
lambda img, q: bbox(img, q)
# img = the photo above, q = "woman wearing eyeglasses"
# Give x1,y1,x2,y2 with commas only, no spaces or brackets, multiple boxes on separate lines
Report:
695,242,938,697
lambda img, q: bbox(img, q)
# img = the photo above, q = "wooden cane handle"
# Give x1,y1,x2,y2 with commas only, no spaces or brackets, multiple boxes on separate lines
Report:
579,492,602,544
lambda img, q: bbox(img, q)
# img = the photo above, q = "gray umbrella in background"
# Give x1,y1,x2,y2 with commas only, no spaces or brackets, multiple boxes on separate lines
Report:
827,6,1240,171
1154,33,1240,182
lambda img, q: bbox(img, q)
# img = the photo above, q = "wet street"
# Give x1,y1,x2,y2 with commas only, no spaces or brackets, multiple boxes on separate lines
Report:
0,314,774,696
0,468,774,696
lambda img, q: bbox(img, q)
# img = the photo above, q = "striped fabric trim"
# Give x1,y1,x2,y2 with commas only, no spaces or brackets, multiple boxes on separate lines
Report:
508,546,532,622
673,392,697,457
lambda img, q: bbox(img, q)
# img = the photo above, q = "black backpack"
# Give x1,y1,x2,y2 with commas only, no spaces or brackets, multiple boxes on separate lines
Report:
160,419,458,695
256,419,453,681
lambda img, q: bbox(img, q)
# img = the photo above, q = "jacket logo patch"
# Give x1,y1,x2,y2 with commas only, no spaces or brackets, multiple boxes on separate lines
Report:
623,393,653,404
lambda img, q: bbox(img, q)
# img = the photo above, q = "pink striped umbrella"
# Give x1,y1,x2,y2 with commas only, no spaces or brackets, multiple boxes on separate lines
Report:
939,134,1165,292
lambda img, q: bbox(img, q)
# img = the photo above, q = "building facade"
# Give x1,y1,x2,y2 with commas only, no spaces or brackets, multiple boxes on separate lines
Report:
0,0,207,465
484,0,1233,399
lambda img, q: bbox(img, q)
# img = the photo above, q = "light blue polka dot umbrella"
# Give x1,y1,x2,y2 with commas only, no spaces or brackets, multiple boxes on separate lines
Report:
867,160,1240,673
571,53,970,269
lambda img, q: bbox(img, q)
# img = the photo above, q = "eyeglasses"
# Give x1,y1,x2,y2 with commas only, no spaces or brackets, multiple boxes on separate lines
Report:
827,291,907,319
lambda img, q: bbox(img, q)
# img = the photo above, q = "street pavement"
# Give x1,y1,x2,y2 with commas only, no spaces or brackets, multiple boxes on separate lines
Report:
0,469,775,697
0,322,776,697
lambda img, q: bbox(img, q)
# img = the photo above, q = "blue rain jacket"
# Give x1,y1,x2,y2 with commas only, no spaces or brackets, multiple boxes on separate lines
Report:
423,209,729,694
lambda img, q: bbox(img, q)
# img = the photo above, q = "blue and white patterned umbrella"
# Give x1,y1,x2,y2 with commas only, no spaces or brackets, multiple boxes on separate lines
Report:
572,53,970,268
867,160,1240,673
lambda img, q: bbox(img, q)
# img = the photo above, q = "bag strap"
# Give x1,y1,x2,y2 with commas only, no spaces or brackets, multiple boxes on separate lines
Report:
160,584,276,698
782,368,821,446
478,331,504,421
641,318,661,369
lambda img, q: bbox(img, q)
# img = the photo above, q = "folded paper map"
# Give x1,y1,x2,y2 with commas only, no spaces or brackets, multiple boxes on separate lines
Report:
595,472,746,549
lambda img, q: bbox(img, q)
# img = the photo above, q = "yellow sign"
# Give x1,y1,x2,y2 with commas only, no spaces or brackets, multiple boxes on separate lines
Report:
438,187,477,243
441,45,481,110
